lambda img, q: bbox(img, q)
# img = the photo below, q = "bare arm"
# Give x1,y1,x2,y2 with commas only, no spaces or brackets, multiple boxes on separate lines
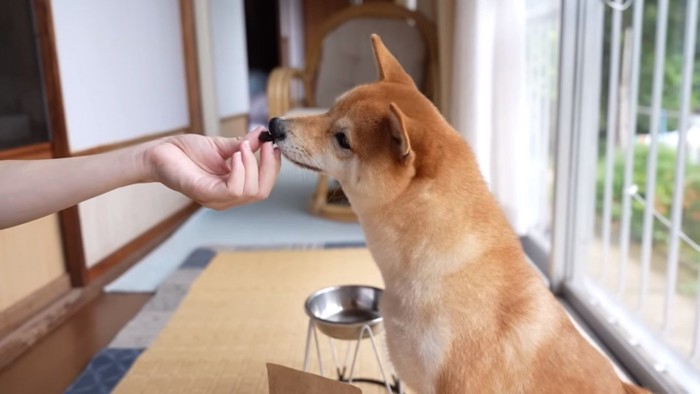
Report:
0,144,149,229
0,127,281,229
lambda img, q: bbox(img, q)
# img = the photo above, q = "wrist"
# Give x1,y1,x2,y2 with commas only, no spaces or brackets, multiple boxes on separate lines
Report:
124,139,159,184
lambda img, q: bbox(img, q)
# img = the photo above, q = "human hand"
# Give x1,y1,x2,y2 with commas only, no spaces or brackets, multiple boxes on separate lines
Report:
144,127,282,210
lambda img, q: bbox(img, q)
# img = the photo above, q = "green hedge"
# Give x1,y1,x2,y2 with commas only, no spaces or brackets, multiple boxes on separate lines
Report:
595,144,700,266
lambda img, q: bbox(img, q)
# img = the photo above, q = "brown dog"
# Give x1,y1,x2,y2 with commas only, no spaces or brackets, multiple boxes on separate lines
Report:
269,35,649,394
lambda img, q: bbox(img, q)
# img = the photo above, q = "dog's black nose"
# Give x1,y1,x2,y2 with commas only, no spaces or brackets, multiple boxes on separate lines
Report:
268,117,287,141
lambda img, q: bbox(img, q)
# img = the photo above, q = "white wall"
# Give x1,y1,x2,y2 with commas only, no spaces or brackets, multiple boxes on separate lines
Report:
209,0,250,118
52,0,189,152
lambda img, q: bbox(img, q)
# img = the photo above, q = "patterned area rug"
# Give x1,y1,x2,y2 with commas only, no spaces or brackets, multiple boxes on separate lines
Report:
64,349,144,394
66,243,367,394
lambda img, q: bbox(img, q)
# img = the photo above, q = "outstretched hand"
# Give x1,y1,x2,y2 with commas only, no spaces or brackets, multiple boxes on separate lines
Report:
144,126,282,210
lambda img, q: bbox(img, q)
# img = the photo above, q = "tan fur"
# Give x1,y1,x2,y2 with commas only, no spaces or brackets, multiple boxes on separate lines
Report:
273,34,651,394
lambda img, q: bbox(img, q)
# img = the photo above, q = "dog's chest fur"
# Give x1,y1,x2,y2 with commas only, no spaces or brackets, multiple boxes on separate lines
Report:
365,233,455,394
380,285,451,394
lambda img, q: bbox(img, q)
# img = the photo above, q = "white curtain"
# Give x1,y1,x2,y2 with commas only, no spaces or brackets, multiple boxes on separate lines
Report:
439,0,531,234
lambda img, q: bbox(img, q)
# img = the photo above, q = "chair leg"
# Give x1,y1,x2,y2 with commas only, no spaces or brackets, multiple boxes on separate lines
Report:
310,174,330,215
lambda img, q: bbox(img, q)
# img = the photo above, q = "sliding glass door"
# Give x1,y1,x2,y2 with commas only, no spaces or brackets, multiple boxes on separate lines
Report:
548,1,700,392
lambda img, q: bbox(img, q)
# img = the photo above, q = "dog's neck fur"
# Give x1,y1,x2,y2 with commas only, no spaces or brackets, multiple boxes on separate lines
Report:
347,135,519,294
347,141,534,394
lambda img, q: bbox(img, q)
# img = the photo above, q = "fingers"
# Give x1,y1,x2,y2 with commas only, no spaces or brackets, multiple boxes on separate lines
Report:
163,131,279,211
215,140,279,210
240,140,259,197
213,126,266,157
210,126,268,162
227,151,246,198
257,142,282,199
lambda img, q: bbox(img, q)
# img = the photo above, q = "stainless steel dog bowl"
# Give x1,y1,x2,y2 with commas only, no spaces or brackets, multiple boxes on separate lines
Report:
304,285,383,340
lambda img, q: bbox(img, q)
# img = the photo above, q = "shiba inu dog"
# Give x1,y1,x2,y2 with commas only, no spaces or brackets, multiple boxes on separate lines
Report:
268,35,649,394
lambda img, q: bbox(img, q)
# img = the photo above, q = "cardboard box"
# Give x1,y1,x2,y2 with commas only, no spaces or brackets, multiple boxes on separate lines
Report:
267,363,364,394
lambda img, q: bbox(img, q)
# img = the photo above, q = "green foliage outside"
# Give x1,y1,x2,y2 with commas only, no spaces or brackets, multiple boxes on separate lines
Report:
601,0,700,134
637,0,700,133
595,144,700,290
596,1,700,294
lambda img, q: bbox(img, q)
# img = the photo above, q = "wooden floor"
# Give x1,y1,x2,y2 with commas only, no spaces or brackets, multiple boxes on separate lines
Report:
0,292,150,394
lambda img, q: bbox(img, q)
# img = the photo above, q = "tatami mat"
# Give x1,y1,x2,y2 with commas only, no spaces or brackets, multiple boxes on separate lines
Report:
113,248,402,394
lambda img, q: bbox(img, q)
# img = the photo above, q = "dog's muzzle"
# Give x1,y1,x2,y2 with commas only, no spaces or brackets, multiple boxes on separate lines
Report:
268,117,287,142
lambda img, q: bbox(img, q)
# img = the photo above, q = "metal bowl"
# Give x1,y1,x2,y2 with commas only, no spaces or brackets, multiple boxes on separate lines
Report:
304,285,384,340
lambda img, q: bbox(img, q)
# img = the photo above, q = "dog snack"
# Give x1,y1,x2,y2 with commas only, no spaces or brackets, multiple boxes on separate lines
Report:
258,130,274,143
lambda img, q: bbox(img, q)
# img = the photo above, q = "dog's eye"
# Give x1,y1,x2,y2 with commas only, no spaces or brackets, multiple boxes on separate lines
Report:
335,132,351,150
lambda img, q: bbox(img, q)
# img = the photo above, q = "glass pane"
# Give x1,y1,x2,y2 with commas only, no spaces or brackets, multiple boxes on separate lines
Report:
572,0,700,384
0,1,50,150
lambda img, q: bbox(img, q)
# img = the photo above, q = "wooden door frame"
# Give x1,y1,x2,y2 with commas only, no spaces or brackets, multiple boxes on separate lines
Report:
30,0,203,287
31,0,88,286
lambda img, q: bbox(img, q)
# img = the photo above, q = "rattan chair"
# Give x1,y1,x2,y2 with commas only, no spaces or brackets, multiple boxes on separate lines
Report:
267,3,438,221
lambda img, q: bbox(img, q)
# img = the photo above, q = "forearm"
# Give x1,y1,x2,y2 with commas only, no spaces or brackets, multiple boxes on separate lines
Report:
0,143,153,229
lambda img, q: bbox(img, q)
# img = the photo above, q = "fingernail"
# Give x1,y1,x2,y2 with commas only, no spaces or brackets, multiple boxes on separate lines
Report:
242,140,250,151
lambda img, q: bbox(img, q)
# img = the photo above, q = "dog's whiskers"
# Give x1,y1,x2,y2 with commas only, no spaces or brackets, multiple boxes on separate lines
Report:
297,146,324,171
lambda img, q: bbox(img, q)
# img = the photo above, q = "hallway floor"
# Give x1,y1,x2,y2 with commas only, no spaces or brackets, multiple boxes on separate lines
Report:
0,293,150,394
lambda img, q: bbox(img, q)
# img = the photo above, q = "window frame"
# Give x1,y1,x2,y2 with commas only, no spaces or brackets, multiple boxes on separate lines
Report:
535,1,700,392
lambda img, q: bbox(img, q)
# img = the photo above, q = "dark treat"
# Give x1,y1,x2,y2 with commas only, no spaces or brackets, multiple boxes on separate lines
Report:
258,130,274,143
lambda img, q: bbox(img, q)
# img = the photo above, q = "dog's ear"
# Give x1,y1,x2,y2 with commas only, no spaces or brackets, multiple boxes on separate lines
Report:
388,103,413,164
371,34,416,89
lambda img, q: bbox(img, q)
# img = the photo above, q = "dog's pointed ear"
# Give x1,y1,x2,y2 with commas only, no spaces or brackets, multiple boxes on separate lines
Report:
388,103,413,164
371,34,416,89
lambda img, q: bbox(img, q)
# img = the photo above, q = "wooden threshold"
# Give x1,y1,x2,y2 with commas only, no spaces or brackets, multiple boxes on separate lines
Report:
0,202,200,371
0,288,87,372
0,275,71,340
